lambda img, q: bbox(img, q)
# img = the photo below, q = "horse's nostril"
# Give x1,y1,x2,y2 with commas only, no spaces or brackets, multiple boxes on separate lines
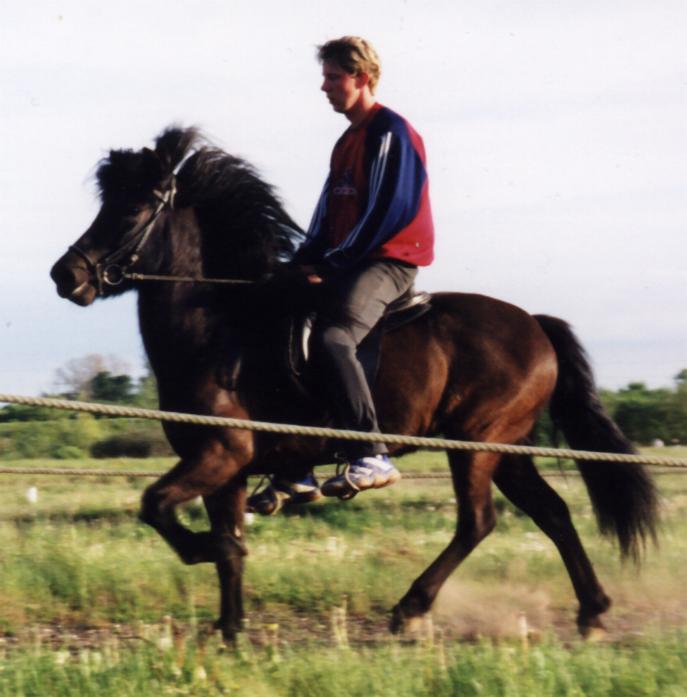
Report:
50,261,74,288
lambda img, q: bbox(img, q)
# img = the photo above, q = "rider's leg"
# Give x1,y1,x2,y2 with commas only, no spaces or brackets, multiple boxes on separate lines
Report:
248,260,416,513
313,260,417,496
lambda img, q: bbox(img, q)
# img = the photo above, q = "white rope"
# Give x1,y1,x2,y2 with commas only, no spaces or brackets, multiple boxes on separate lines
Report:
1,393,686,468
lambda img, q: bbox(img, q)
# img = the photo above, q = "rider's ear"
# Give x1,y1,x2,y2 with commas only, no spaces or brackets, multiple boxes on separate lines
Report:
355,71,370,89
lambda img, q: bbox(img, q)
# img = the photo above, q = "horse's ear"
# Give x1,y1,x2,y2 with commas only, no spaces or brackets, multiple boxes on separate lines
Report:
141,147,164,185
154,127,198,172
142,147,161,168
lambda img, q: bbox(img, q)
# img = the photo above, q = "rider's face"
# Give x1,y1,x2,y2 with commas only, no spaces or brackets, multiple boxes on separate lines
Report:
320,61,367,114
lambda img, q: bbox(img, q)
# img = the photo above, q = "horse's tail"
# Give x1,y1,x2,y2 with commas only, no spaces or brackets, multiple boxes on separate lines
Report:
534,314,658,561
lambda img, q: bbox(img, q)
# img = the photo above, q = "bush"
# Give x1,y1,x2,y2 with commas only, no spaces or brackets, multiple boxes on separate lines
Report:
52,445,87,459
90,430,173,458
0,403,73,422
60,414,103,450
90,435,152,458
0,416,172,460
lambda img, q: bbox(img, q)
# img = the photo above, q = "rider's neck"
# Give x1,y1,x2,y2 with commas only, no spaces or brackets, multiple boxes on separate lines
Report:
345,94,377,129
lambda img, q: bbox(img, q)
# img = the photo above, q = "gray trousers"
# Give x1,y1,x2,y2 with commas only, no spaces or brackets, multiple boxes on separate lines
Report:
311,259,418,459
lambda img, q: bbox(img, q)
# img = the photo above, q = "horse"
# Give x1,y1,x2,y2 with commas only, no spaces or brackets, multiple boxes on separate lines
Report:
50,126,658,642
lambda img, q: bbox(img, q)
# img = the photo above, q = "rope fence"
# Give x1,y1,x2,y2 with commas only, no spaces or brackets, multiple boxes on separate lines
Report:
2,393,687,470
0,466,684,480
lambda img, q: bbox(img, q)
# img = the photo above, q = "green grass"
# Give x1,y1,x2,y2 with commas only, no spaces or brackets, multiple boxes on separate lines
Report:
1,451,686,695
1,454,686,631
2,632,687,697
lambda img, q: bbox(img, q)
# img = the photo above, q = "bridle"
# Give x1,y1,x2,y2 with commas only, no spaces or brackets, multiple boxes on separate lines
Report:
67,176,263,293
69,178,178,296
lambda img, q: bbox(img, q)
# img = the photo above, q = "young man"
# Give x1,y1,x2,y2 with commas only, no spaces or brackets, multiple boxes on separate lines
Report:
250,36,434,514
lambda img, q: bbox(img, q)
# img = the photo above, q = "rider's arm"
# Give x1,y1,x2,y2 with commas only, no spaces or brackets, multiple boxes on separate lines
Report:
293,177,330,265
323,123,429,269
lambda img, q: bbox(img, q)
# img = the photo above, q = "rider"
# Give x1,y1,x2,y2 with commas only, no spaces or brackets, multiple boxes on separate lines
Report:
250,36,435,513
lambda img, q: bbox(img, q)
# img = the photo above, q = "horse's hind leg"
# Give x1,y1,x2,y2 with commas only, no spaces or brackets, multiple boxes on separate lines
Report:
493,454,611,638
140,451,239,565
391,450,499,633
203,477,248,641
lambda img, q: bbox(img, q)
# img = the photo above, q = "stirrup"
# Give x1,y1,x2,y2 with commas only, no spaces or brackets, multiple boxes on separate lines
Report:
246,474,322,516
335,463,360,501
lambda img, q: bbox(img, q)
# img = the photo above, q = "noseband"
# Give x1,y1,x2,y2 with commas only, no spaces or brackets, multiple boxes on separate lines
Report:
68,179,177,296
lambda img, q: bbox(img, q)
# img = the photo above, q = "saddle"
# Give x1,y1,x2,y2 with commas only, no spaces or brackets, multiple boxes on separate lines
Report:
223,288,432,396
287,287,432,390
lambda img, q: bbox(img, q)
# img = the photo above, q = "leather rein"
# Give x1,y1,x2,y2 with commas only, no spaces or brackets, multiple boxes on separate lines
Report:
68,176,254,295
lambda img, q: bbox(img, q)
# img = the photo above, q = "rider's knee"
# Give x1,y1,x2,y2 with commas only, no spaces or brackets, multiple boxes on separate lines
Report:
312,323,356,359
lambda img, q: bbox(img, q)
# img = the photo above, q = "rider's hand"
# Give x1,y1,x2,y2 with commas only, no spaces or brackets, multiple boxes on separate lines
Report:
299,265,324,284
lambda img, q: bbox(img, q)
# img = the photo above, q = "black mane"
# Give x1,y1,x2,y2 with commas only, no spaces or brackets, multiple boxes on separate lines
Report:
96,127,305,278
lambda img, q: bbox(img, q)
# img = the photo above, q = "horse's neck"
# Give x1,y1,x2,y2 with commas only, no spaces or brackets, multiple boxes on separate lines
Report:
136,215,221,387
135,210,282,398
137,287,211,377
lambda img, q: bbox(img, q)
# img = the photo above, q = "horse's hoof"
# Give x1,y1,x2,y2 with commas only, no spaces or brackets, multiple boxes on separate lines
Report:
577,603,609,642
579,623,607,642
390,604,406,634
390,605,429,636
213,619,240,644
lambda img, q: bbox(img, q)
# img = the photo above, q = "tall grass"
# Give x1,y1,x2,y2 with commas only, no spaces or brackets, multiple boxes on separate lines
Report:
1,453,686,695
2,632,687,697
1,457,686,636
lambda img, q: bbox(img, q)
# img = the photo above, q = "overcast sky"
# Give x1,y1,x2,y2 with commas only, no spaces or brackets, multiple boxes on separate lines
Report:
1,0,685,397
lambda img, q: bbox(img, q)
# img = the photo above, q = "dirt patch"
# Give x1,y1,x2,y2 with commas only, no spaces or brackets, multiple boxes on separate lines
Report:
432,578,687,644
433,581,556,641
4,592,687,654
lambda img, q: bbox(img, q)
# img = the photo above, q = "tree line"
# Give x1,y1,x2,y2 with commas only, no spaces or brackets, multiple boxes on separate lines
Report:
0,355,166,460
599,369,687,445
0,356,685,459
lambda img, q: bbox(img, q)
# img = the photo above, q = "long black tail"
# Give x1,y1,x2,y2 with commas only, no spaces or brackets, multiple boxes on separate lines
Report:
535,315,658,561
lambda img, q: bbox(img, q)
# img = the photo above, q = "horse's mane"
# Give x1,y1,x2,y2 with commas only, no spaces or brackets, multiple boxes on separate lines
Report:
96,127,305,278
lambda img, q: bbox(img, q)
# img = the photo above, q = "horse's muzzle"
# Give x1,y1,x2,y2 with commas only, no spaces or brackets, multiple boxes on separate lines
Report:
50,254,97,306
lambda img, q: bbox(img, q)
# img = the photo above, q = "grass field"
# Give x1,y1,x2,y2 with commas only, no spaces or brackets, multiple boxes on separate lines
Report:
1,449,686,695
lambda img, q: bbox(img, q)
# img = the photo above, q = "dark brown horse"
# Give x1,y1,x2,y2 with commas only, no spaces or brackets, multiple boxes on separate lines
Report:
50,127,657,641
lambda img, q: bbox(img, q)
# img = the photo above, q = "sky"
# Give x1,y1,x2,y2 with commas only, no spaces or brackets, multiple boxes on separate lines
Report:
1,0,685,397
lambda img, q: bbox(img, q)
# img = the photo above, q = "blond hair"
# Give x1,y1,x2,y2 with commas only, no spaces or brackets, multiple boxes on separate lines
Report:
317,36,381,94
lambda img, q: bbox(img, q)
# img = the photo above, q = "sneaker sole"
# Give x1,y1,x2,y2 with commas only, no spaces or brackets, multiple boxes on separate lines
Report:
289,489,323,505
373,470,401,489
321,470,401,498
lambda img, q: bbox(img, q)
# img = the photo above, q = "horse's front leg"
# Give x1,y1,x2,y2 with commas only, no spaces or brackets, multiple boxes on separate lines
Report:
203,477,249,641
140,450,240,565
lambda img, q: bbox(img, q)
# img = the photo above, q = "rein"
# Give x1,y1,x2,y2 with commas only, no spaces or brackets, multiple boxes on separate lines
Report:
69,177,256,293
122,272,255,285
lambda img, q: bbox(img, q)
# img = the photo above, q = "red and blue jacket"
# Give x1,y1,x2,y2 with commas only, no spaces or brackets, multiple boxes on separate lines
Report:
300,103,434,269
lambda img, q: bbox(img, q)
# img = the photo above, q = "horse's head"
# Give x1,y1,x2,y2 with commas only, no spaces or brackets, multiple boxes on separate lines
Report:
51,128,198,306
